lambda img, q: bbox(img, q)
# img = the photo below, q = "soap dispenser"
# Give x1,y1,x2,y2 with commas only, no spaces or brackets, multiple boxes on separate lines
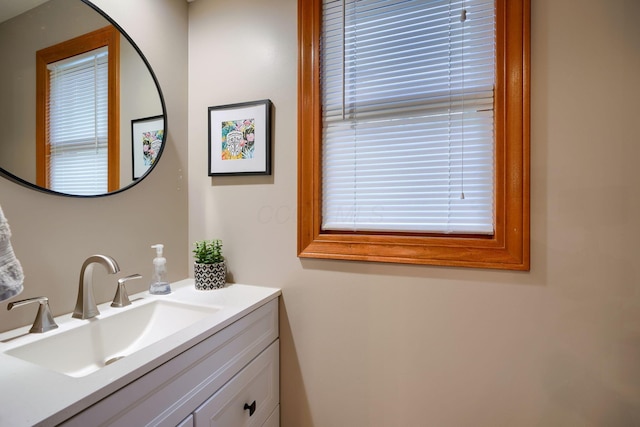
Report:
149,244,171,295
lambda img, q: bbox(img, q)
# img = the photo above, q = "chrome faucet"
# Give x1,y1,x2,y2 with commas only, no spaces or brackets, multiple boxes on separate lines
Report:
72,255,120,319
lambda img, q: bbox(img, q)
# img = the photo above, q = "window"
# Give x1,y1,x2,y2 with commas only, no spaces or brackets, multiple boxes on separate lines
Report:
298,0,530,270
36,26,120,195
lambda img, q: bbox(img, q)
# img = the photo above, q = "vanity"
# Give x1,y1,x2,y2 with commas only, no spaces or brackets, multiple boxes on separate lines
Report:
0,280,281,426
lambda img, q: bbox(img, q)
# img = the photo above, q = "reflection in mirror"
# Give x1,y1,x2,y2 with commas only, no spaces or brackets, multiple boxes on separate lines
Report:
0,0,166,197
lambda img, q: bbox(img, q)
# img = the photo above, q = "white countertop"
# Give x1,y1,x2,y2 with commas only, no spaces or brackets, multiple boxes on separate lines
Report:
0,280,281,427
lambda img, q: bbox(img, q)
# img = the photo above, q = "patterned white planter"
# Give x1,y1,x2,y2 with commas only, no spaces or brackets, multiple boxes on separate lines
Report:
194,261,226,290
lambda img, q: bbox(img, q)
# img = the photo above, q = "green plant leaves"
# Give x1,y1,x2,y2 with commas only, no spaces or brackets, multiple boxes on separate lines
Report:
193,239,223,264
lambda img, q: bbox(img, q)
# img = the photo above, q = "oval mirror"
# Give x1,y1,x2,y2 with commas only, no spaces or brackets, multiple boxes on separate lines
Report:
0,0,166,197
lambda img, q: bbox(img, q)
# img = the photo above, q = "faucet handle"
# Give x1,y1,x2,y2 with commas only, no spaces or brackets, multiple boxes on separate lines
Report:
111,274,142,307
7,296,59,333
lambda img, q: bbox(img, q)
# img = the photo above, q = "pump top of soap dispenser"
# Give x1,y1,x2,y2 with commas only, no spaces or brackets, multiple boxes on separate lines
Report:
149,244,171,295
151,244,165,264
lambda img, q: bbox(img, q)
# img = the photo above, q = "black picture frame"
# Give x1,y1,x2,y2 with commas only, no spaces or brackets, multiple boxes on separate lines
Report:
131,115,164,180
208,99,272,176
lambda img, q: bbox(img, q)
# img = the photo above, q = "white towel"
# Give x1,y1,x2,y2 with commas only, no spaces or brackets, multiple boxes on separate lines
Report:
0,205,24,301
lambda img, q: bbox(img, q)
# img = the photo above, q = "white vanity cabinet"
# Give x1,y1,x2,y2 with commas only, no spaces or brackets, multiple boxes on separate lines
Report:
61,298,279,427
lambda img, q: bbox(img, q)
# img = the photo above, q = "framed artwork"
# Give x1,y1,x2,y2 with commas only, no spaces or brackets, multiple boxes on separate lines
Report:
131,115,165,180
208,99,272,176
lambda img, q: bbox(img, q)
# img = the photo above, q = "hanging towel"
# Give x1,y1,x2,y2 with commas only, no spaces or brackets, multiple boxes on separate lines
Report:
0,205,24,301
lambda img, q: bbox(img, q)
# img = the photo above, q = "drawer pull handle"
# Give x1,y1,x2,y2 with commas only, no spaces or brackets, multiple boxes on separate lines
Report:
244,400,257,416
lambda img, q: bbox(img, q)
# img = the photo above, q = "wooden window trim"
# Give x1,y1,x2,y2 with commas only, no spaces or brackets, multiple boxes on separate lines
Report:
36,25,120,192
297,0,530,270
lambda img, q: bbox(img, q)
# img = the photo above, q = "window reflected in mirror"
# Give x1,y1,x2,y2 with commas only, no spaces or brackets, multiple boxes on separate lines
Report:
36,26,120,195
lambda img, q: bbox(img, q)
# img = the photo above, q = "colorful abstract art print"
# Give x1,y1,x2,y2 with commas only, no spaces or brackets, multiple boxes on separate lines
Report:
142,129,164,166
208,100,272,176
221,118,255,160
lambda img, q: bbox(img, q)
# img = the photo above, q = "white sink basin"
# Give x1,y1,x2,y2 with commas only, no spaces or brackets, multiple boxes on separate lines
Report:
5,299,220,377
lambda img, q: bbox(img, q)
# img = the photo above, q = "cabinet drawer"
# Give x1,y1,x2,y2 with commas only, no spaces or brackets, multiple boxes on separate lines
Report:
262,405,280,427
62,299,278,427
177,415,194,427
194,340,279,427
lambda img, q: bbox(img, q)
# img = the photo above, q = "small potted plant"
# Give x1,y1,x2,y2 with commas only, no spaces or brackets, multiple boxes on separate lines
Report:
193,239,226,290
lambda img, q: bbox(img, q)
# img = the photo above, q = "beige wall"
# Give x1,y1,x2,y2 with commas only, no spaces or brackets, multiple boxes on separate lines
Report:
0,0,189,331
189,0,640,425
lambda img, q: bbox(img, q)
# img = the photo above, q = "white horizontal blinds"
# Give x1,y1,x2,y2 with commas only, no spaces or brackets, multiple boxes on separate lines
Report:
48,47,108,195
321,0,495,233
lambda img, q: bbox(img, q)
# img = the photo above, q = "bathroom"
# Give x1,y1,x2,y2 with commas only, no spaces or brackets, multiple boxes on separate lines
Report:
0,0,639,425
